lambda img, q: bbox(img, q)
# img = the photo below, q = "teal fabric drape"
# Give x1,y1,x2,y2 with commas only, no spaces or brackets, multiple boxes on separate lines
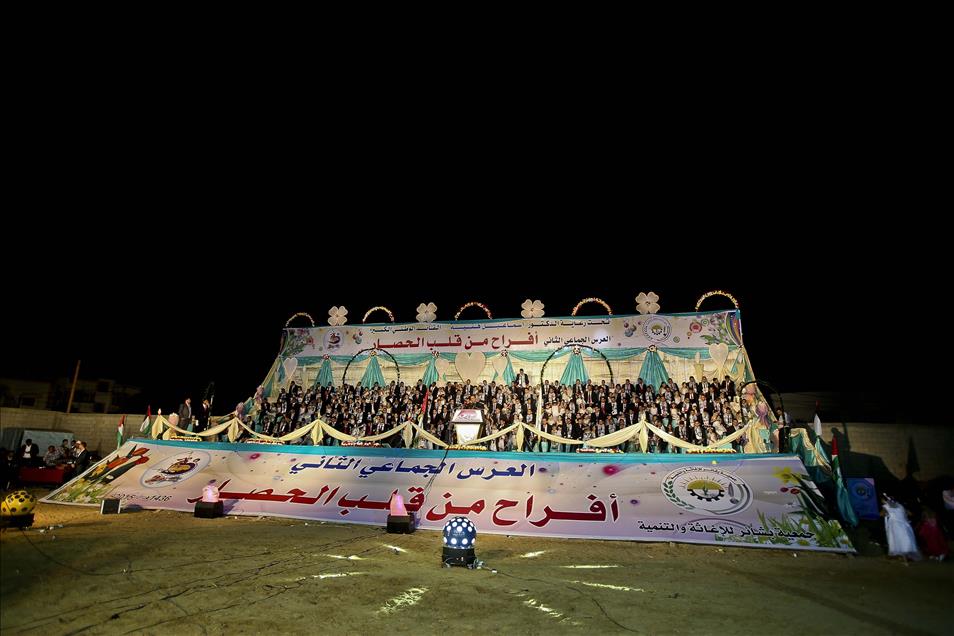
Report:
659,347,713,360
502,358,516,384
638,350,670,390
585,347,646,361
360,356,386,388
508,349,571,363
391,353,434,365
791,433,830,486
560,352,590,385
422,357,439,386
277,359,287,384
314,359,334,388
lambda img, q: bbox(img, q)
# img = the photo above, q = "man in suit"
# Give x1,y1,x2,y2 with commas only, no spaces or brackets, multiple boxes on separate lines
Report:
20,438,40,466
197,399,211,432
178,398,193,432
73,441,91,472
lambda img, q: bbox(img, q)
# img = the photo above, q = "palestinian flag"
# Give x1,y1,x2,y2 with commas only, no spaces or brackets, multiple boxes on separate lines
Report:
140,406,152,433
117,415,126,449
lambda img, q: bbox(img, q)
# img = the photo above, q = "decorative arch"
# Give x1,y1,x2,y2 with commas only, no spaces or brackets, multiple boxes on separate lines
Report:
571,297,613,316
362,306,396,323
454,301,492,320
284,312,316,327
539,344,614,386
341,347,400,386
695,290,740,311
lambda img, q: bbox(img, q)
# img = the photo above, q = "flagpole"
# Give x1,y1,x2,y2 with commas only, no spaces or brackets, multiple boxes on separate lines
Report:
66,359,81,413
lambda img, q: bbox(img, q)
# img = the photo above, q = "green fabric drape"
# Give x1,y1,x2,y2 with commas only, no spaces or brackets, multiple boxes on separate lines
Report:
315,359,334,388
360,356,386,388
638,349,670,390
422,357,439,386
560,352,590,385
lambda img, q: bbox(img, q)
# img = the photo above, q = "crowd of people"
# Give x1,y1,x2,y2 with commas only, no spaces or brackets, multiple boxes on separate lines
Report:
0,438,89,490
224,373,753,452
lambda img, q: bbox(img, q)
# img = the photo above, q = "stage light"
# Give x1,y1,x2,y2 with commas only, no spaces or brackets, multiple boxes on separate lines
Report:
387,493,416,534
441,516,477,568
195,481,223,518
202,483,220,503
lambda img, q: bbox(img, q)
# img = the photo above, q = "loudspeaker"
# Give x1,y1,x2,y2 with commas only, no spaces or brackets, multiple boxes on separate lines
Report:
194,501,224,518
100,498,122,515
387,514,416,534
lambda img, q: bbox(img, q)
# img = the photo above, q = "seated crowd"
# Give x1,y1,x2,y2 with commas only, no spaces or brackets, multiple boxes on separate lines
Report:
236,371,748,452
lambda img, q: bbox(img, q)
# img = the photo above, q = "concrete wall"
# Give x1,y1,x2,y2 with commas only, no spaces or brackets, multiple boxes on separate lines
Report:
1,408,144,457
815,422,954,483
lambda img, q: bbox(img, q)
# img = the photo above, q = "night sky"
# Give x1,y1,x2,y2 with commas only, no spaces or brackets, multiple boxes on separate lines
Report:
3,232,908,418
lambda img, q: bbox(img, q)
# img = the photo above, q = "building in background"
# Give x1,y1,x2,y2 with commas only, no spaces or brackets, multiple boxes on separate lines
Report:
0,377,141,413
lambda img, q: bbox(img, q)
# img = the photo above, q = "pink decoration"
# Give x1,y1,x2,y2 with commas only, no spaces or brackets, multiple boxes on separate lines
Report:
389,493,407,516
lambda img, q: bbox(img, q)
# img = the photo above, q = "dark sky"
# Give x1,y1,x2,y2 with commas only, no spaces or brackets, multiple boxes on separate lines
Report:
2,230,917,416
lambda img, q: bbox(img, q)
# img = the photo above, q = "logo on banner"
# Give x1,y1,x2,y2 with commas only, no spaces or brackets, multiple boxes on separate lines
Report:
642,316,672,343
140,451,211,488
662,466,752,515
324,329,342,351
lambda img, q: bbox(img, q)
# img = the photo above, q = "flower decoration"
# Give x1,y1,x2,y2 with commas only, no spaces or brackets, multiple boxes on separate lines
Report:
636,292,660,315
520,299,545,318
772,466,800,485
328,306,348,326
416,302,437,322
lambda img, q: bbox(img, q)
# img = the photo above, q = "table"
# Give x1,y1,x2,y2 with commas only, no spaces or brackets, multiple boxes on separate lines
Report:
18,465,73,486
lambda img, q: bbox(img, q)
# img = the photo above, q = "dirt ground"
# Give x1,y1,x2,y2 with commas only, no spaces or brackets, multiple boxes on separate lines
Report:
1,497,952,635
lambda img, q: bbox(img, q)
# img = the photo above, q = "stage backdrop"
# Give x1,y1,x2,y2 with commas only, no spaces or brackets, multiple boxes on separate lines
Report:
267,310,752,391
43,440,853,553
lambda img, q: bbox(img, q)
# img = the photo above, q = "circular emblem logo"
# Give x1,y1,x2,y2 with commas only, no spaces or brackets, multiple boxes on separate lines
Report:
661,466,752,515
140,450,211,488
642,316,672,343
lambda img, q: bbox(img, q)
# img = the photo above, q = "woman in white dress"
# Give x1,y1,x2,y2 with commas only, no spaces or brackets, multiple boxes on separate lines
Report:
882,496,922,561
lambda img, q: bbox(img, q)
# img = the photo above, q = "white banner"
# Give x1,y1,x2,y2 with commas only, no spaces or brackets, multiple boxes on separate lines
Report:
43,440,852,552
280,310,742,358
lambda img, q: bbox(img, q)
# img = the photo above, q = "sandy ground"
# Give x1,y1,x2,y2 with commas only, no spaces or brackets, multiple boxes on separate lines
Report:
1,497,952,636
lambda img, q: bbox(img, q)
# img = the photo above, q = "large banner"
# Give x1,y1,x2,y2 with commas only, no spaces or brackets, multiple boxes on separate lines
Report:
281,310,742,358
43,440,852,553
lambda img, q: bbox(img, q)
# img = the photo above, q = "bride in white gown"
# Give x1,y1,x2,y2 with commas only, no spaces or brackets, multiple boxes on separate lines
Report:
882,496,922,561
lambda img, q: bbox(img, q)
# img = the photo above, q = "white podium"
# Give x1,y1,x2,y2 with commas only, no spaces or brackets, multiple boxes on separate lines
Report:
450,409,485,445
